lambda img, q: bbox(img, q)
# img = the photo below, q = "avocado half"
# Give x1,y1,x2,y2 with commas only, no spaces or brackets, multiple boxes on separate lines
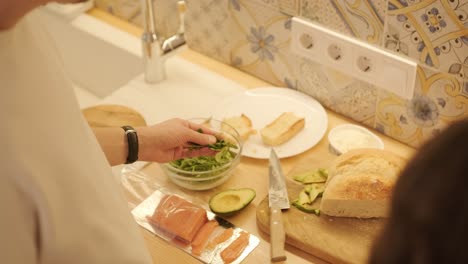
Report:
209,188,256,217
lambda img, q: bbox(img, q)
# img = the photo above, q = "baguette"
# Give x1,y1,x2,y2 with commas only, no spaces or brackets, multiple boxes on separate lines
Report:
222,114,256,141
260,112,305,146
320,149,406,218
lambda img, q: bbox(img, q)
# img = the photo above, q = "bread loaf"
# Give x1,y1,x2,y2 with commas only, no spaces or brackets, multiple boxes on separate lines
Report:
260,112,305,146
320,149,406,218
222,114,256,141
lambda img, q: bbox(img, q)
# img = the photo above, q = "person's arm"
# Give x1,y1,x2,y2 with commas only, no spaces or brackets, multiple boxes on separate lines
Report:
92,127,128,166
92,118,218,166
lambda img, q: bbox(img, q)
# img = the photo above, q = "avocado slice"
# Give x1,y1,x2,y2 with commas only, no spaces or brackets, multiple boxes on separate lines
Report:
293,168,328,184
306,184,325,203
303,170,328,184
209,188,256,216
292,184,324,216
292,201,321,216
297,190,310,205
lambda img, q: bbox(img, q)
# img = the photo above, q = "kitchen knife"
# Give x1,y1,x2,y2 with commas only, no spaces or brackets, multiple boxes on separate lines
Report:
269,149,290,262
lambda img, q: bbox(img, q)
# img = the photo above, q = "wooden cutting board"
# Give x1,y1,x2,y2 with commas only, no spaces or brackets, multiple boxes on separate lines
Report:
256,153,385,264
82,104,147,127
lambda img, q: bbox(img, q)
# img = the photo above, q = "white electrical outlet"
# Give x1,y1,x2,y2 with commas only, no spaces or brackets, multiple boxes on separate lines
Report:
291,17,417,100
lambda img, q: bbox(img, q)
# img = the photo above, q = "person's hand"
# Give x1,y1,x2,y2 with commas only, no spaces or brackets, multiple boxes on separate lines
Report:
136,118,219,163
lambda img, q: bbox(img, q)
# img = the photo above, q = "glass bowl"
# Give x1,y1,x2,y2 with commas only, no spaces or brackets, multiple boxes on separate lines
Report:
161,118,242,191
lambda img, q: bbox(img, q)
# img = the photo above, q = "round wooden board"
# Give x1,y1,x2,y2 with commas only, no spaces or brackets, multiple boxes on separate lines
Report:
82,104,147,127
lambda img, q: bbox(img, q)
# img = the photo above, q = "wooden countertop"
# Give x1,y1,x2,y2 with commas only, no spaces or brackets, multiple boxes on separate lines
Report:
88,8,415,264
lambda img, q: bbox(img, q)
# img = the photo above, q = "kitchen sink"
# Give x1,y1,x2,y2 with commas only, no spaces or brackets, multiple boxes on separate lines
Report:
41,9,246,125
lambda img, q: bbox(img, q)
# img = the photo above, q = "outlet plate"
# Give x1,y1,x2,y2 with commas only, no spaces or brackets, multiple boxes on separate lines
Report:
291,17,417,100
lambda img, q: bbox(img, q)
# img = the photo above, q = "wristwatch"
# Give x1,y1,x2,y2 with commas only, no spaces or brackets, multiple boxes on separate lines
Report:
121,126,139,164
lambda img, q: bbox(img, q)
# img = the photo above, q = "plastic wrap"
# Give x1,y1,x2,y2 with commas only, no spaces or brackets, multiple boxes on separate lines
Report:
132,189,260,264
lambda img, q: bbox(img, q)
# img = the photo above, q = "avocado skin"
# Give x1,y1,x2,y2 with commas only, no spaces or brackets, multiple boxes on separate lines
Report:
209,188,256,217
292,200,321,216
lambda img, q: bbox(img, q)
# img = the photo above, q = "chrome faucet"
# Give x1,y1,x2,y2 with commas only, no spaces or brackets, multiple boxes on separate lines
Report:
141,0,186,84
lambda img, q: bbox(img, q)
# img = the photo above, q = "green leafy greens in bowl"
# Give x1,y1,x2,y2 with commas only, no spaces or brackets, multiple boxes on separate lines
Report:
170,144,237,174
162,118,242,190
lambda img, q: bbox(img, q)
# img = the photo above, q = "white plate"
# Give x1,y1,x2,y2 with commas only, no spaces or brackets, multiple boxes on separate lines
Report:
212,87,328,159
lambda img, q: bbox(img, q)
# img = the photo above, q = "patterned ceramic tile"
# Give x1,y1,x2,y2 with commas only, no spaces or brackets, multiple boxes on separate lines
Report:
234,0,299,15
300,0,353,36
375,64,468,147
133,0,180,40
369,0,388,22
328,0,386,44
332,80,378,127
95,0,180,40
228,0,299,87
297,59,377,126
181,0,468,147
384,0,468,75
185,0,236,64
298,58,337,108
279,0,300,16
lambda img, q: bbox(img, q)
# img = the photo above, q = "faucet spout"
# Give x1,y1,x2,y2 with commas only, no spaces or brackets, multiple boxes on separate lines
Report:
141,0,186,84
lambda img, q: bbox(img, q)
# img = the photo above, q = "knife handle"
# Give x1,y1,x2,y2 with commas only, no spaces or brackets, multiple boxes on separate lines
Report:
270,205,287,262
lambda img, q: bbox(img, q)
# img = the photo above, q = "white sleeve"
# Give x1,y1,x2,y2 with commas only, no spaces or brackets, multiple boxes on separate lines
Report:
0,176,38,264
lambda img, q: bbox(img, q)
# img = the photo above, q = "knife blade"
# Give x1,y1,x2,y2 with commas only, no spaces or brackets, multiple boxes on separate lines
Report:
269,148,289,262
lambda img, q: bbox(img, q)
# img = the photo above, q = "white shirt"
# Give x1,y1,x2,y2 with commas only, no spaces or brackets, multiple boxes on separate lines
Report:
0,9,152,264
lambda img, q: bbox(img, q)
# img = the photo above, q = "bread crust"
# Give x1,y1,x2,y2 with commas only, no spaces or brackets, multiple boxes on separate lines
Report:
222,114,256,141
260,112,305,146
321,148,406,218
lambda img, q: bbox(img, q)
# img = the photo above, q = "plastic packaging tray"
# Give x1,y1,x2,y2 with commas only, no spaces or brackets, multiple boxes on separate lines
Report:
132,189,260,264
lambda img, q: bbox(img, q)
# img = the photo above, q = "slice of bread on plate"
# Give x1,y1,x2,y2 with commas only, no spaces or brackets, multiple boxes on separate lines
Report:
222,114,256,141
320,148,406,218
260,112,305,146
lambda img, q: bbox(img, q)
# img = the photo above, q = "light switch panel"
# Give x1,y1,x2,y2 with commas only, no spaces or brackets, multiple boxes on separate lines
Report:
291,17,417,99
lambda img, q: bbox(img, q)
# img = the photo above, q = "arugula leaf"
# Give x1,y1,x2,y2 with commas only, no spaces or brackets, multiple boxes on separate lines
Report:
170,144,237,177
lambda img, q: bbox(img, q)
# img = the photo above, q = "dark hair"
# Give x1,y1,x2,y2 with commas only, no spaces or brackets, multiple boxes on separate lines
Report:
369,119,468,264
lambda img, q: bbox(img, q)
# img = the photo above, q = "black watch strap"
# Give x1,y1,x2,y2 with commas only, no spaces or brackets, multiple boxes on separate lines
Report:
122,126,139,164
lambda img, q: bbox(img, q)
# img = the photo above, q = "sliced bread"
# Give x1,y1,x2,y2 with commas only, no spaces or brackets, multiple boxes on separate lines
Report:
222,114,256,141
320,148,406,218
260,112,305,146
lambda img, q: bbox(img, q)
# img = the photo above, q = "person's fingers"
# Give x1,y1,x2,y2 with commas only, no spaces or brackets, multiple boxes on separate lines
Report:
186,128,217,145
186,121,218,136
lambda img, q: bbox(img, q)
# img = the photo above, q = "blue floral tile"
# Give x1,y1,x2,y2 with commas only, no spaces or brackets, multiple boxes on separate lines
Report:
247,27,278,61
375,64,468,147
228,0,299,87
384,0,468,75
